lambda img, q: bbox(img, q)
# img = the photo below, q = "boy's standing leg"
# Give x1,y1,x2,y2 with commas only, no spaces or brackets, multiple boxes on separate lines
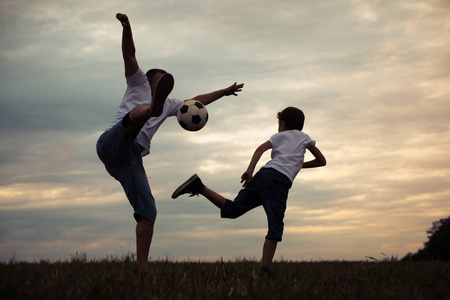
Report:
261,239,278,269
172,174,280,272
196,193,281,274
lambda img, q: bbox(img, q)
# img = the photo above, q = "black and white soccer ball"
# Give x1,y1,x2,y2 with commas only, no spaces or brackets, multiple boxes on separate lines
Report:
177,100,208,131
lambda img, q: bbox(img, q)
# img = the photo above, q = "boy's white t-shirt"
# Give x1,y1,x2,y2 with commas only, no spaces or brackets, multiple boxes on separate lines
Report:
262,130,316,182
106,68,183,157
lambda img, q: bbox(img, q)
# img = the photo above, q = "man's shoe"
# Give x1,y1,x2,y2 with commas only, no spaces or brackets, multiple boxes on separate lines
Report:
150,73,174,117
133,269,151,278
172,174,206,199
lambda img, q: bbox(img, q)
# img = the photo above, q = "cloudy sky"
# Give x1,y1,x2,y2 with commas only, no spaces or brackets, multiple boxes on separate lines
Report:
1,0,449,262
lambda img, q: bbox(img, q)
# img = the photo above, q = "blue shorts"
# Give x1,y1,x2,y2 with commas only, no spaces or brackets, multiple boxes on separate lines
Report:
221,168,292,241
96,116,157,223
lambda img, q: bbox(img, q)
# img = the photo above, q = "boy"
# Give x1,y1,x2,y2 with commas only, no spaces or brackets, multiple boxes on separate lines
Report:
172,107,326,276
96,13,244,274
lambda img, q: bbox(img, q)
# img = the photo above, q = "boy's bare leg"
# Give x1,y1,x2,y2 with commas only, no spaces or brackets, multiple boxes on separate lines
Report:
201,187,226,209
136,217,154,272
261,239,278,269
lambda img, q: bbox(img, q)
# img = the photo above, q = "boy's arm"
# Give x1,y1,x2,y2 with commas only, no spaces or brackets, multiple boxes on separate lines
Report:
241,141,272,187
302,145,327,168
116,13,139,78
190,82,244,106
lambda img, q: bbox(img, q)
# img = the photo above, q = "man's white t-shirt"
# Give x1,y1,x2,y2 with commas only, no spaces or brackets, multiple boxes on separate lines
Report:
262,130,316,182
107,68,183,157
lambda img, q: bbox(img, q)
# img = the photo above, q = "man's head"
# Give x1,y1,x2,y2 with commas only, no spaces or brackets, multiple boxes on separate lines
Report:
146,68,167,91
277,107,305,131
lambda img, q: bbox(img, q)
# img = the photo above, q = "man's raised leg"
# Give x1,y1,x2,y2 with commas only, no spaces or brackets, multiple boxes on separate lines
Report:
126,73,174,131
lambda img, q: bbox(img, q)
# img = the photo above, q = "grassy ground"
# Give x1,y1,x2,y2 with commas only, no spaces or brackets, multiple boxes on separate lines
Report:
1,256,449,300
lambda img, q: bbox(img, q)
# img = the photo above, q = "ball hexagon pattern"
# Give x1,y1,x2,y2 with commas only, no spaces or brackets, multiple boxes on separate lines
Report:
176,100,208,131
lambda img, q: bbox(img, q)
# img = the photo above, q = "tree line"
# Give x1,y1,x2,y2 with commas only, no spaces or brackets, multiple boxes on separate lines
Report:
402,216,450,261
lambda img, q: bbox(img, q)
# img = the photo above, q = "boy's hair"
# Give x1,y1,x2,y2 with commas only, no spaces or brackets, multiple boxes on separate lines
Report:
146,68,167,85
277,107,305,131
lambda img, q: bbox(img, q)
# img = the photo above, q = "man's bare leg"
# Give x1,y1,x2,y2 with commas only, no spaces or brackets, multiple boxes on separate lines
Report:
125,72,174,132
127,105,152,132
135,217,154,273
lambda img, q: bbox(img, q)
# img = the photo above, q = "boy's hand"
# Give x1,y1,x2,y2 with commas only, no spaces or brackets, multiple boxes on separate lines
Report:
116,13,130,27
224,82,244,96
240,171,253,187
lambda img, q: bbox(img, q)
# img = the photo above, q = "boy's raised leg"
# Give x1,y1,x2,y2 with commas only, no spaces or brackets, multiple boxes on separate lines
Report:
201,187,226,209
172,175,226,209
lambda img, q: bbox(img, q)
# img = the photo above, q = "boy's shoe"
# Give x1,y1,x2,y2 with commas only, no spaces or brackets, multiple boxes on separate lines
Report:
171,174,206,199
259,266,277,280
150,73,174,117
267,270,277,280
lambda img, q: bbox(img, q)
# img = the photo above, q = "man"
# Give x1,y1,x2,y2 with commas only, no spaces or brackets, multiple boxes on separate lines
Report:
96,13,244,274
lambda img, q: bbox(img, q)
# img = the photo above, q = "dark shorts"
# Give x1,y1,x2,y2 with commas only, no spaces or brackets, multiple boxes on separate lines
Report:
96,116,156,223
221,168,292,241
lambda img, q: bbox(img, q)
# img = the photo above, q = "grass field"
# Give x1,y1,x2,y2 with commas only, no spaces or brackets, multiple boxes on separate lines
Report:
1,255,449,300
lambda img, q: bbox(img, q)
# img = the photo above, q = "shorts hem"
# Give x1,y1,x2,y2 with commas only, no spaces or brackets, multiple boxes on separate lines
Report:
265,236,282,242
134,212,156,224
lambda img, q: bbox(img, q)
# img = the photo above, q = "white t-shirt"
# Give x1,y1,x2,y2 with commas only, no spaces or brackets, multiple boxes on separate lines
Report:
107,68,183,157
262,130,316,182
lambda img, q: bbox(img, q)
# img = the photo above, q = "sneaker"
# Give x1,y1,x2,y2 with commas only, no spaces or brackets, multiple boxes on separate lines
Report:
259,266,277,280
171,174,206,199
150,73,174,117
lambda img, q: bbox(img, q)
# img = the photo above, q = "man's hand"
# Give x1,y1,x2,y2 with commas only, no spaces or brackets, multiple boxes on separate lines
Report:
192,82,244,106
224,82,244,96
116,12,138,77
116,13,130,28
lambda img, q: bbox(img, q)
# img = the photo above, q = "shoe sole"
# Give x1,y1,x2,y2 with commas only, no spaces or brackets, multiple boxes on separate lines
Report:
171,174,199,199
150,73,174,117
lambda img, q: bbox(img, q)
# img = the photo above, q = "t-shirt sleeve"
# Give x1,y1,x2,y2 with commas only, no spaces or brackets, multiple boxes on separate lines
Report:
166,98,184,117
269,133,279,145
126,68,148,87
305,134,316,148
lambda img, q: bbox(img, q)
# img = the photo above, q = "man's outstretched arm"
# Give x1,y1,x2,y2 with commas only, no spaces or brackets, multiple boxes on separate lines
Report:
191,82,244,106
116,13,139,77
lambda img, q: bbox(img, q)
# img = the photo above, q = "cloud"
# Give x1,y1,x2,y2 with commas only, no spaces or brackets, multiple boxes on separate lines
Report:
1,0,450,262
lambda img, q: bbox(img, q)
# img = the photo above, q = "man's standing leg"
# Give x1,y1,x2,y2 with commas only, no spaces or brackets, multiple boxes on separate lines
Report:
98,74,174,274
136,217,154,272
112,142,157,274
128,73,174,273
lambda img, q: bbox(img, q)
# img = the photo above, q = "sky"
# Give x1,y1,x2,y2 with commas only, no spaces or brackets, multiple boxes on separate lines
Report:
1,0,449,263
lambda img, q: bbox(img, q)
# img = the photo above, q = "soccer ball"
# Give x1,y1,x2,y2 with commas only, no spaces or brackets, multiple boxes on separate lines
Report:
177,100,208,131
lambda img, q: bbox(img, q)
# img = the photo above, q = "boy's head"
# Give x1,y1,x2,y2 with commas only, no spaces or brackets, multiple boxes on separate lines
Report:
277,107,305,131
